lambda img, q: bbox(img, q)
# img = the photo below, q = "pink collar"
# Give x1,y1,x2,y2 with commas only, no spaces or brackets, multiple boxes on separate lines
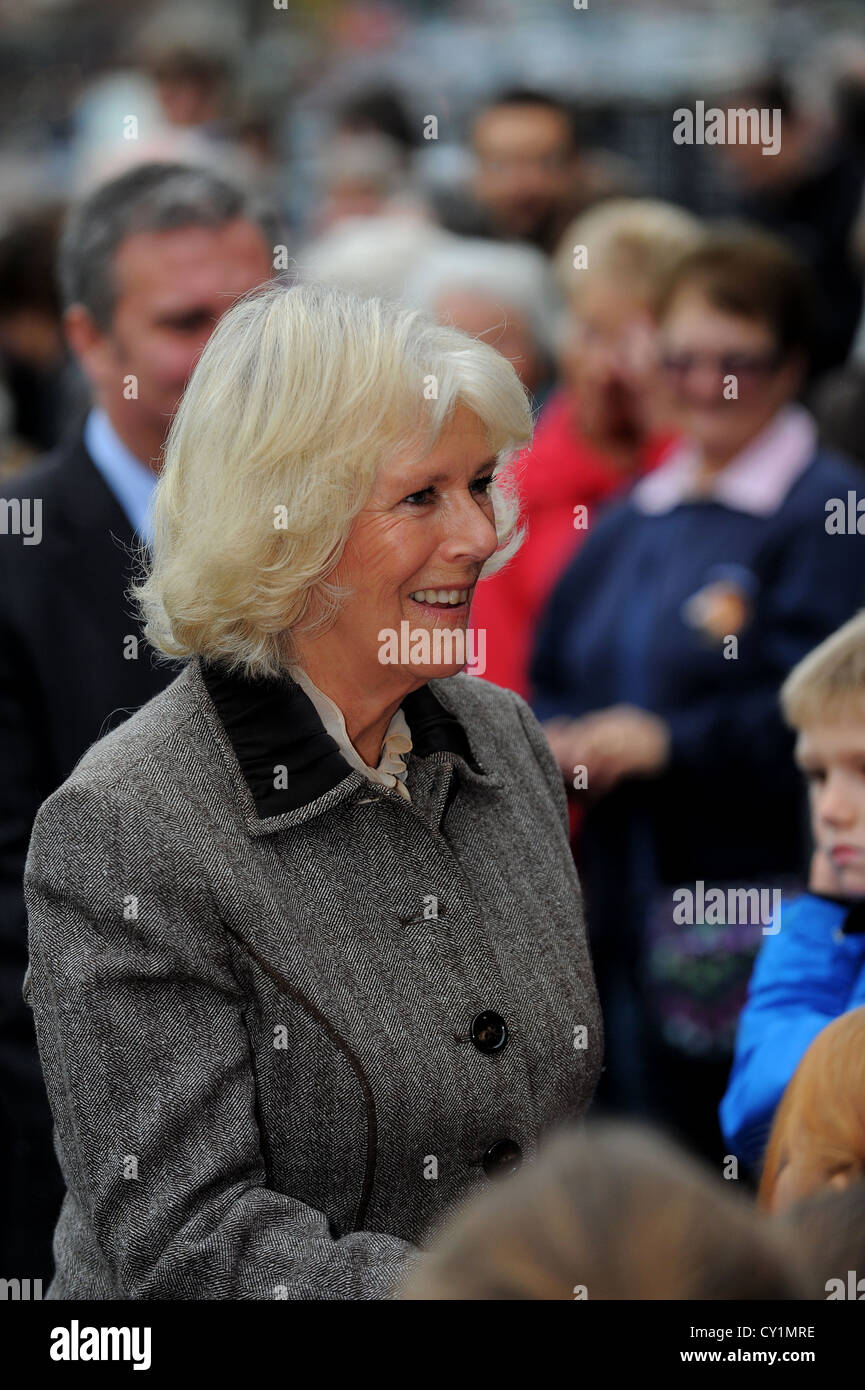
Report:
632,404,817,517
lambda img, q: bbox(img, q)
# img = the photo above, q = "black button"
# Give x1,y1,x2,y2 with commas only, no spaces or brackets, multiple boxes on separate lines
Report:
470,1010,508,1054
482,1138,522,1177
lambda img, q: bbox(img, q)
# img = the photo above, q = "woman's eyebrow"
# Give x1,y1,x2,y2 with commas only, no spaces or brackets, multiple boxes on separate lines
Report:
398,457,498,487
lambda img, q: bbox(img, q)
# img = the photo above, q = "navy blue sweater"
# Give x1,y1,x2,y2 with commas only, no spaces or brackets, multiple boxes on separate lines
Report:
530,450,865,897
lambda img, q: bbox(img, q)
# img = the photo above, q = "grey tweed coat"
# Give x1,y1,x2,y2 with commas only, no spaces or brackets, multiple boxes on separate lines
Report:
23,657,602,1300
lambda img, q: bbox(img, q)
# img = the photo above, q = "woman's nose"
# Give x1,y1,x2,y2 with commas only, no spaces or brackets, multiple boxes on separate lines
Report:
439,494,499,563
682,364,727,404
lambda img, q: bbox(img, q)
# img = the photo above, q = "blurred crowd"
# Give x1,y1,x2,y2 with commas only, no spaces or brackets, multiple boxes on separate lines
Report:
3,0,865,1300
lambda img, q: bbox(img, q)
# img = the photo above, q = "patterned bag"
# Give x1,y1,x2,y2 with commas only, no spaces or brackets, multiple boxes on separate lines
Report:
642,878,802,1061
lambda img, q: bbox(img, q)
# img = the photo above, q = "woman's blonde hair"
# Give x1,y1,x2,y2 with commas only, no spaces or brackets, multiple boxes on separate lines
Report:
133,281,532,679
553,197,703,313
780,608,865,728
758,1006,865,1212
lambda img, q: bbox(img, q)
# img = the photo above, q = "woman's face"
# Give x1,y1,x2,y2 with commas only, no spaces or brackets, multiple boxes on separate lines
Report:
558,275,656,445
433,289,545,394
299,405,500,698
656,286,803,463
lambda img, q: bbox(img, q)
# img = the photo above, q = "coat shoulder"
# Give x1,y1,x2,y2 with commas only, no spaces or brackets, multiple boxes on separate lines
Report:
45,661,196,804
427,671,525,724
427,673,557,784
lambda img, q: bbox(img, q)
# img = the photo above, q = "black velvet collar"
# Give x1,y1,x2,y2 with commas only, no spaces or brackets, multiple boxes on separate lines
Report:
199,659,484,817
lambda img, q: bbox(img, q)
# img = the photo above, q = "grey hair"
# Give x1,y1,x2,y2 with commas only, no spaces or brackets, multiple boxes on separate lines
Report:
58,161,282,328
403,237,561,357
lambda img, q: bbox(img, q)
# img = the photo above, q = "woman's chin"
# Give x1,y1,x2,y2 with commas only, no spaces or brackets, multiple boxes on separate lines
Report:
398,659,469,682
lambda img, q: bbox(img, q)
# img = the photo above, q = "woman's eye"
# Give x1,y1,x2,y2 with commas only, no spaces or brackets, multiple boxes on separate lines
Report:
401,475,494,507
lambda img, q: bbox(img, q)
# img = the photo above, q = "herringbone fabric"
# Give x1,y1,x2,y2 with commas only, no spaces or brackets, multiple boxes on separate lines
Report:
23,658,601,1299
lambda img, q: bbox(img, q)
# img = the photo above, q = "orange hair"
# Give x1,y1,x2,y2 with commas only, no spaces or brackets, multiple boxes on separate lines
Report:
758,1006,865,1211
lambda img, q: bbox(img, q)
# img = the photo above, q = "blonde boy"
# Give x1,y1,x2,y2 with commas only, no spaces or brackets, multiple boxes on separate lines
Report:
721,610,865,1165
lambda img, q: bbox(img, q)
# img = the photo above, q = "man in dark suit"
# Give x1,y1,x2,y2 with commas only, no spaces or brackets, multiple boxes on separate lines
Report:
0,161,276,1282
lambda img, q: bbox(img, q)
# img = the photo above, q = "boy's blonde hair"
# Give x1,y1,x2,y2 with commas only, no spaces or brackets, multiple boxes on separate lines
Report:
133,281,532,680
780,609,865,728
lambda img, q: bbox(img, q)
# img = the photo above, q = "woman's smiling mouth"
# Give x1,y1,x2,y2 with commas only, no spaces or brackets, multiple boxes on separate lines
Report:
409,587,473,610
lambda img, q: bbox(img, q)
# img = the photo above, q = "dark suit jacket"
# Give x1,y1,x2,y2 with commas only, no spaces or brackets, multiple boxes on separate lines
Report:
0,429,175,1275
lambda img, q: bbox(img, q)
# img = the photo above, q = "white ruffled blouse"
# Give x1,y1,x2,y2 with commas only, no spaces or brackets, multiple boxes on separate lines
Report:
289,666,413,801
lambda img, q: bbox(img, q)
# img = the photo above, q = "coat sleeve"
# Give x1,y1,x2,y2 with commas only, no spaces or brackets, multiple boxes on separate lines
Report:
24,780,424,1300
719,895,865,1168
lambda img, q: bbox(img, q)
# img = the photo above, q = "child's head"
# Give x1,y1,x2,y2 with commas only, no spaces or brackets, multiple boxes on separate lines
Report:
781,610,865,897
759,1006,865,1214
401,1120,804,1300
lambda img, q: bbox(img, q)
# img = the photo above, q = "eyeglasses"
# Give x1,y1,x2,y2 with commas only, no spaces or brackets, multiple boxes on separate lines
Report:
659,349,784,383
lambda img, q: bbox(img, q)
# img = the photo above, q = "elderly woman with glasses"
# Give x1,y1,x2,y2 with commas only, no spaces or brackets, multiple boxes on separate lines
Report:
531,228,865,1161
22,283,601,1300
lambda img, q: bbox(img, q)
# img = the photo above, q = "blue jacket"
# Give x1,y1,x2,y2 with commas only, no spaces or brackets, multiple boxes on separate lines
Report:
720,893,865,1167
530,449,865,888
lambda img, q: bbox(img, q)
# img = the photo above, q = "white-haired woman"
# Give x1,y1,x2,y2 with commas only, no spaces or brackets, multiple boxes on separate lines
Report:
22,282,602,1300
403,236,560,404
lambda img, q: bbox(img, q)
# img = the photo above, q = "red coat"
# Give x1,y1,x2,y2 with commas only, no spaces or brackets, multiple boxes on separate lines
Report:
470,390,675,700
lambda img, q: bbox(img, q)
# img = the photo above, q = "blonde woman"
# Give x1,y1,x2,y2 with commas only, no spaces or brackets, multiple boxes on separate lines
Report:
22,282,602,1300
469,197,700,700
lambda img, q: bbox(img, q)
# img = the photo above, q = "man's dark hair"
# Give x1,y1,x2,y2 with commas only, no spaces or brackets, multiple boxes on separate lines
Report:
656,225,821,360
58,162,281,330
339,86,417,152
474,88,580,151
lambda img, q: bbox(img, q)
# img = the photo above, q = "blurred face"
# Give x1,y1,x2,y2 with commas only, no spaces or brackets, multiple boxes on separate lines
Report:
656,286,803,466
296,406,500,701
321,179,386,227
156,75,222,128
434,289,545,393
559,276,656,445
796,713,865,896
472,104,579,243
66,217,273,467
